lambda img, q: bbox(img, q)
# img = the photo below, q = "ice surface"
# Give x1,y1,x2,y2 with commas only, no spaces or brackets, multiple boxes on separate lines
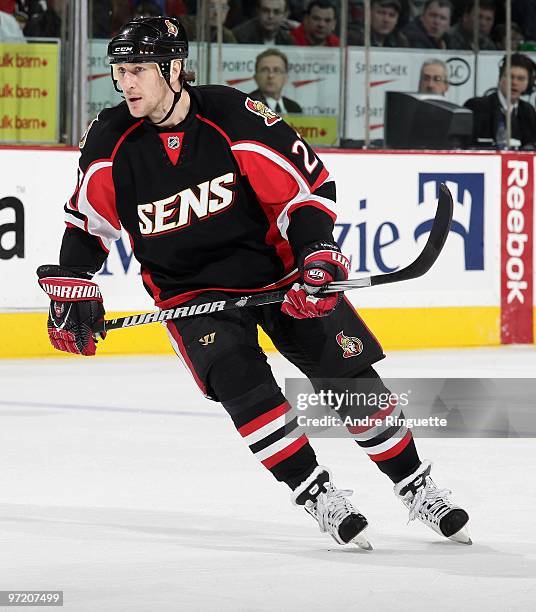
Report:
0,346,535,611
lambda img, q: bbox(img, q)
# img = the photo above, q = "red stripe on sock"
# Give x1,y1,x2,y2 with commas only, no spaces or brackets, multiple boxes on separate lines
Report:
347,397,398,434
238,402,290,437
261,435,309,469
369,430,413,462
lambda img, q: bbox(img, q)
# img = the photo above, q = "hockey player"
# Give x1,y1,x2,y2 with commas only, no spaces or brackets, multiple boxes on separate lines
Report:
37,16,470,548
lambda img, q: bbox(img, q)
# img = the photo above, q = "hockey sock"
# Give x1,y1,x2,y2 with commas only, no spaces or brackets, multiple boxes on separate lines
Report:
209,348,318,489
343,368,422,484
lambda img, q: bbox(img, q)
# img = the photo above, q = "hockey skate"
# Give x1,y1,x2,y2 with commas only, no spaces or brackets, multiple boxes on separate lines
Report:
394,460,471,544
292,466,372,550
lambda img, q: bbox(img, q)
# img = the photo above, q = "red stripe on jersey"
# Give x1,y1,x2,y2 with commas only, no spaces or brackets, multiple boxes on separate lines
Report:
311,167,330,193
141,266,162,303
233,139,318,189
166,322,207,395
69,183,81,211
232,148,296,272
95,235,110,254
86,164,120,230
154,271,299,310
111,119,144,159
347,397,398,435
238,401,290,437
196,114,233,146
369,430,413,462
261,435,309,469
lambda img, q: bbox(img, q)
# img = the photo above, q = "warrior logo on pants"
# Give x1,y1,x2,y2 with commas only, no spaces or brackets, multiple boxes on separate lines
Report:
336,331,363,359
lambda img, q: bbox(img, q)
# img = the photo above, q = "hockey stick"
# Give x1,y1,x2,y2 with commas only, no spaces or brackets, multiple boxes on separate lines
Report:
104,183,453,332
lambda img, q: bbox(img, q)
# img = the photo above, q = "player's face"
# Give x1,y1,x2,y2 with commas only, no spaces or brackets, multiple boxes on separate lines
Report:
371,5,399,36
258,0,287,34
421,2,451,40
113,63,170,118
255,55,288,98
499,66,529,103
304,7,336,44
419,64,449,95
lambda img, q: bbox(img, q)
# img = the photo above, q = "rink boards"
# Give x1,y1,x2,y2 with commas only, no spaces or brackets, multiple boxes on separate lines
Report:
0,147,534,357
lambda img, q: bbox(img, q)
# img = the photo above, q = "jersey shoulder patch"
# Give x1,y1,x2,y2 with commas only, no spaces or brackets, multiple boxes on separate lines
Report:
193,84,286,142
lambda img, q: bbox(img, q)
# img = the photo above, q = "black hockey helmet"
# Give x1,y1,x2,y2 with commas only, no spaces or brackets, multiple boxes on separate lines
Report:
108,16,188,93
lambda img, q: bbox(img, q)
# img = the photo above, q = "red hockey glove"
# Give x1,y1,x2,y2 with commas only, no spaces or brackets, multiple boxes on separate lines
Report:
282,242,350,319
37,265,106,356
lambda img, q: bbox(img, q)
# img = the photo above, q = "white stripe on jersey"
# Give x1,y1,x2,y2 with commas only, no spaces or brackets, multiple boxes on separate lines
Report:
65,160,121,251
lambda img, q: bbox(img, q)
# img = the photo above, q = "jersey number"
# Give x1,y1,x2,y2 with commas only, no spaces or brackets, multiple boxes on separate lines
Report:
292,140,319,174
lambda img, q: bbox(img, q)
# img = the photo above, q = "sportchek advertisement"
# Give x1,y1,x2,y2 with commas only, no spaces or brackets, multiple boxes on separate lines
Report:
0,42,60,143
1,147,533,348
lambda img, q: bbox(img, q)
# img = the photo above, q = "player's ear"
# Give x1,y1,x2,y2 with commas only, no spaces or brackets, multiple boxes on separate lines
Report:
170,59,182,82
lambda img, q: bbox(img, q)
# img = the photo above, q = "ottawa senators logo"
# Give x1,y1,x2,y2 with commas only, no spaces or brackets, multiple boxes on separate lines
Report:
245,97,282,126
165,19,179,36
336,331,363,359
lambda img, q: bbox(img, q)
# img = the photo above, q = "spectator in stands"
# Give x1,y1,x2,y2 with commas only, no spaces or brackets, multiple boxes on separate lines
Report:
513,0,536,45
349,0,408,47
0,1,15,13
448,0,495,50
464,53,536,148
135,0,162,17
233,0,293,45
402,0,453,49
182,0,237,42
21,0,61,37
418,58,449,94
249,48,303,113
0,7,24,39
292,0,339,46
491,22,524,52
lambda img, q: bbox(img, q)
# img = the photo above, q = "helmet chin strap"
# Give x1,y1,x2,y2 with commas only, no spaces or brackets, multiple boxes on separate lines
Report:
150,80,184,126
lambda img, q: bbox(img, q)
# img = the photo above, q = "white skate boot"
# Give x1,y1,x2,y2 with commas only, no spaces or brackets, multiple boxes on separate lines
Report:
292,466,372,550
394,460,471,544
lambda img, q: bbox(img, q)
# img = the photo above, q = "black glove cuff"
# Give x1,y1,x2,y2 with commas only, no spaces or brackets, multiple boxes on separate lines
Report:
37,264,94,281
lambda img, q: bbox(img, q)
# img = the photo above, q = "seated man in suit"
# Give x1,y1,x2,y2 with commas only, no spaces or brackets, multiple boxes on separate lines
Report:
249,48,303,113
233,0,294,45
464,53,536,148
418,58,449,95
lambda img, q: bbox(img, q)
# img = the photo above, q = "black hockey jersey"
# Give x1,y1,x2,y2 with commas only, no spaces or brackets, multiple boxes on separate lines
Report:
61,84,337,309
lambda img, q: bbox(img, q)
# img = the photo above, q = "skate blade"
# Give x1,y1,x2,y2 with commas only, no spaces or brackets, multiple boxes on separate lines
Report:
448,526,472,545
351,530,373,550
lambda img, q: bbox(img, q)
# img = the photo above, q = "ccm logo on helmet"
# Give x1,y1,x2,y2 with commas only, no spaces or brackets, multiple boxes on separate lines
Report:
115,46,134,53
138,172,236,236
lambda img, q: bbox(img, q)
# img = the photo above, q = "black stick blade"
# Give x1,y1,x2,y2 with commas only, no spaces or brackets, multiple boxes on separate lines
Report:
370,182,453,287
